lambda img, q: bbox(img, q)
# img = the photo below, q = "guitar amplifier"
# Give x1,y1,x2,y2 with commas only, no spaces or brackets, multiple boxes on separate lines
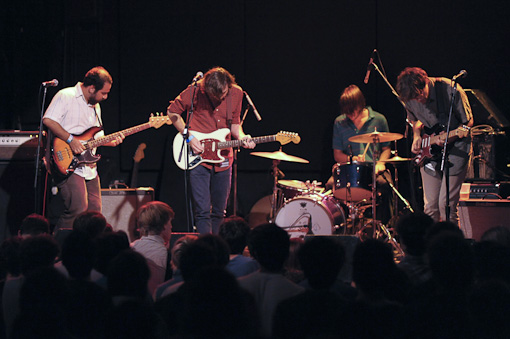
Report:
460,182,510,200
101,187,154,242
0,130,42,161
459,199,510,240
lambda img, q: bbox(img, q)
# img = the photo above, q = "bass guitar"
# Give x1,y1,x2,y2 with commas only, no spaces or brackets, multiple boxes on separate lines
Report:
173,128,300,170
414,125,470,166
51,114,171,177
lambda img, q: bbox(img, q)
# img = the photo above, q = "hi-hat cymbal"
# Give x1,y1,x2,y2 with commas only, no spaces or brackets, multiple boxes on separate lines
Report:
250,150,309,163
379,156,412,164
349,131,403,144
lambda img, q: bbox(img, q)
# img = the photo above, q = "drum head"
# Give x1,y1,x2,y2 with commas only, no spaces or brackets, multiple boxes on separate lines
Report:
275,195,345,238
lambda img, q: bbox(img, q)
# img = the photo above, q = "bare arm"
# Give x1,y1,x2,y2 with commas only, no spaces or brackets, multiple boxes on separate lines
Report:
231,123,255,149
43,118,85,154
411,120,424,154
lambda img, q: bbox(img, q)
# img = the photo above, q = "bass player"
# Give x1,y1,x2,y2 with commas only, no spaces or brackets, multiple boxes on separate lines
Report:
43,66,124,231
396,67,473,225
167,67,255,234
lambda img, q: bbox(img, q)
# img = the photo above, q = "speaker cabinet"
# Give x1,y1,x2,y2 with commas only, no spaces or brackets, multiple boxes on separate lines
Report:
459,199,510,241
304,234,360,284
101,188,154,242
0,160,38,242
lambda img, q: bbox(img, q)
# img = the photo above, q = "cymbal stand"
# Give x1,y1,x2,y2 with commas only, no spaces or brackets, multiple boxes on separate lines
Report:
362,137,405,258
270,159,283,221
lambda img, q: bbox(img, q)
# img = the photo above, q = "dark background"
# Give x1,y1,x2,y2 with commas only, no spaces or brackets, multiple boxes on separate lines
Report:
2,0,510,231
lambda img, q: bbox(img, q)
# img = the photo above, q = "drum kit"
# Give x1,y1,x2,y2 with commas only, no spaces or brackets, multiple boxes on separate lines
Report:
250,129,414,256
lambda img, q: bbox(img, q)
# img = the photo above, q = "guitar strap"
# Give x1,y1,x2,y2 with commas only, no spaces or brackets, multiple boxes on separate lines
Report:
226,91,232,129
94,107,104,128
434,80,460,129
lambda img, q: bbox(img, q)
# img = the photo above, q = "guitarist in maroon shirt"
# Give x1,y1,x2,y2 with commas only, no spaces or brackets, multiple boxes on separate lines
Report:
397,67,473,225
167,67,255,234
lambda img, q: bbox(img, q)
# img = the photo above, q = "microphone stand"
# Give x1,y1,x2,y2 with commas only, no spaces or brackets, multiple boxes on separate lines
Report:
371,62,419,213
181,80,199,232
230,105,251,216
34,86,49,215
440,77,461,221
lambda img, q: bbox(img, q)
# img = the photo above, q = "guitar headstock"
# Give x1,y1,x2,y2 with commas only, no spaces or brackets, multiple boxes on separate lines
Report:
133,143,147,163
149,113,173,129
276,131,301,145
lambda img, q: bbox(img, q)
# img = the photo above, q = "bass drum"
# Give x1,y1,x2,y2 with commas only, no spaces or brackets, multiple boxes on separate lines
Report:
275,194,347,238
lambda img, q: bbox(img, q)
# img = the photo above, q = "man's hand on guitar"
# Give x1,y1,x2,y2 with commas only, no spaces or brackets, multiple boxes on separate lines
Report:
411,137,422,154
241,135,256,149
69,137,85,154
189,136,204,154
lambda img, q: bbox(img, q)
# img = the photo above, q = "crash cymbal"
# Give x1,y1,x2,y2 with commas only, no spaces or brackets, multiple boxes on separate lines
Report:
250,150,309,163
348,131,403,144
379,156,412,164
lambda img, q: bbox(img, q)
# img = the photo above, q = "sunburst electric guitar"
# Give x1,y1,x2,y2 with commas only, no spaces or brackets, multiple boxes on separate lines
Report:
173,128,300,170
413,125,470,166
51,114,171,177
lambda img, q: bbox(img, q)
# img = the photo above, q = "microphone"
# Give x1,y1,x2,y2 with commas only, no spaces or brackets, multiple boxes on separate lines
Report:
452,70,467,81
348,144,354,162
244,91,262,121
192,71,203,83
363,50,376,84
42,79,59,87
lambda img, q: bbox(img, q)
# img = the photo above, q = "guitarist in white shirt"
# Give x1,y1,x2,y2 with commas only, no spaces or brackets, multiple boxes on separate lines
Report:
43,66,124,231
167,67,255,234
397,67,473,225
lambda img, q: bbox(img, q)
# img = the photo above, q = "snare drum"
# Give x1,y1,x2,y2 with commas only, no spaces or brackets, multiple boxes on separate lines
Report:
278,180,322,200
275,194,347,238
333,162,372,201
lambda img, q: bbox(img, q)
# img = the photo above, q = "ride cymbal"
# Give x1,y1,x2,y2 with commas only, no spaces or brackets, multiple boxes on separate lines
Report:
348,131,403,144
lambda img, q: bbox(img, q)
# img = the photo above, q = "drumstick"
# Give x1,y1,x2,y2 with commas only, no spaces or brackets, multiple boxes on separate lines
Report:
361,144,369,161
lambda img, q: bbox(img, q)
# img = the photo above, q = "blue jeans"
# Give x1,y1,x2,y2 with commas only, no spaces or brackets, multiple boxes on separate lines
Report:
189,165,231,234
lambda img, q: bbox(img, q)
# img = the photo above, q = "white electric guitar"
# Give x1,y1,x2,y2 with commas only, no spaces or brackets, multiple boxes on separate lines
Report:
173,128,300,170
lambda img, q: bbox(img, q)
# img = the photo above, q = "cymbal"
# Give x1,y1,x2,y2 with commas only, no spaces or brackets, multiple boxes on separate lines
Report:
379,156,412,163
348,131,403,144
250,150,309,163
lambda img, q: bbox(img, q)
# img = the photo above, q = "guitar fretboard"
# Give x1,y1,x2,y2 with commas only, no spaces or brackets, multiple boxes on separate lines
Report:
218,135,277,149
86,122,152,149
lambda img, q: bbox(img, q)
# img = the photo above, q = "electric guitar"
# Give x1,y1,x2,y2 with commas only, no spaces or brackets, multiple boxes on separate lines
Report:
173,128,301,170
51,114,171,177
130,143,146,188
413,125,470,166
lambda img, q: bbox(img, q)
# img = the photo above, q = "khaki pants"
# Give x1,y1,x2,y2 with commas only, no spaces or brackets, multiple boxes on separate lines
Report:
420,165,467,225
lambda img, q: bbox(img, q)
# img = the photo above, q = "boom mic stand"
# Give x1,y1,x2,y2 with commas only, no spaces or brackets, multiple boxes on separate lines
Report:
179,80,200,232
370,60,419,213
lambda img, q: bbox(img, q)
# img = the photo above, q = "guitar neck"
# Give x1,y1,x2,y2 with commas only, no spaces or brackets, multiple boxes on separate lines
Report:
86,122,152,149
218,135,276,149
430,127,463,144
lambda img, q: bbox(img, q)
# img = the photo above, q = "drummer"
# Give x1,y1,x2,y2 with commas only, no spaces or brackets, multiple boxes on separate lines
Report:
332,84,393,222
333,84,392,170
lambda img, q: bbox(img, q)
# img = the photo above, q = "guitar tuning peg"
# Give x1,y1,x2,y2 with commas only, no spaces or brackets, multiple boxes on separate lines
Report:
150,113,154,117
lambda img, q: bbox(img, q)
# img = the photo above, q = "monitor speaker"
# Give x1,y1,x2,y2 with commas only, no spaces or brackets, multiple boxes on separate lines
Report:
101,188,154,242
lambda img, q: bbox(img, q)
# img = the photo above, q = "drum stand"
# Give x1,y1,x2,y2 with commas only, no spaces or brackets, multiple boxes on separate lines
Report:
358,138,404,258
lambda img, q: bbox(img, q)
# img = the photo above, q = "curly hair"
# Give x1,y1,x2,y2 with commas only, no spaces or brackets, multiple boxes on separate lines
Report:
396,67,428,102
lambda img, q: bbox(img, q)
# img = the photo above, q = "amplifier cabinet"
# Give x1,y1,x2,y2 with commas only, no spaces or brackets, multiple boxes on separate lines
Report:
0,130,41,161
101,188,154,242
458,199,510,241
